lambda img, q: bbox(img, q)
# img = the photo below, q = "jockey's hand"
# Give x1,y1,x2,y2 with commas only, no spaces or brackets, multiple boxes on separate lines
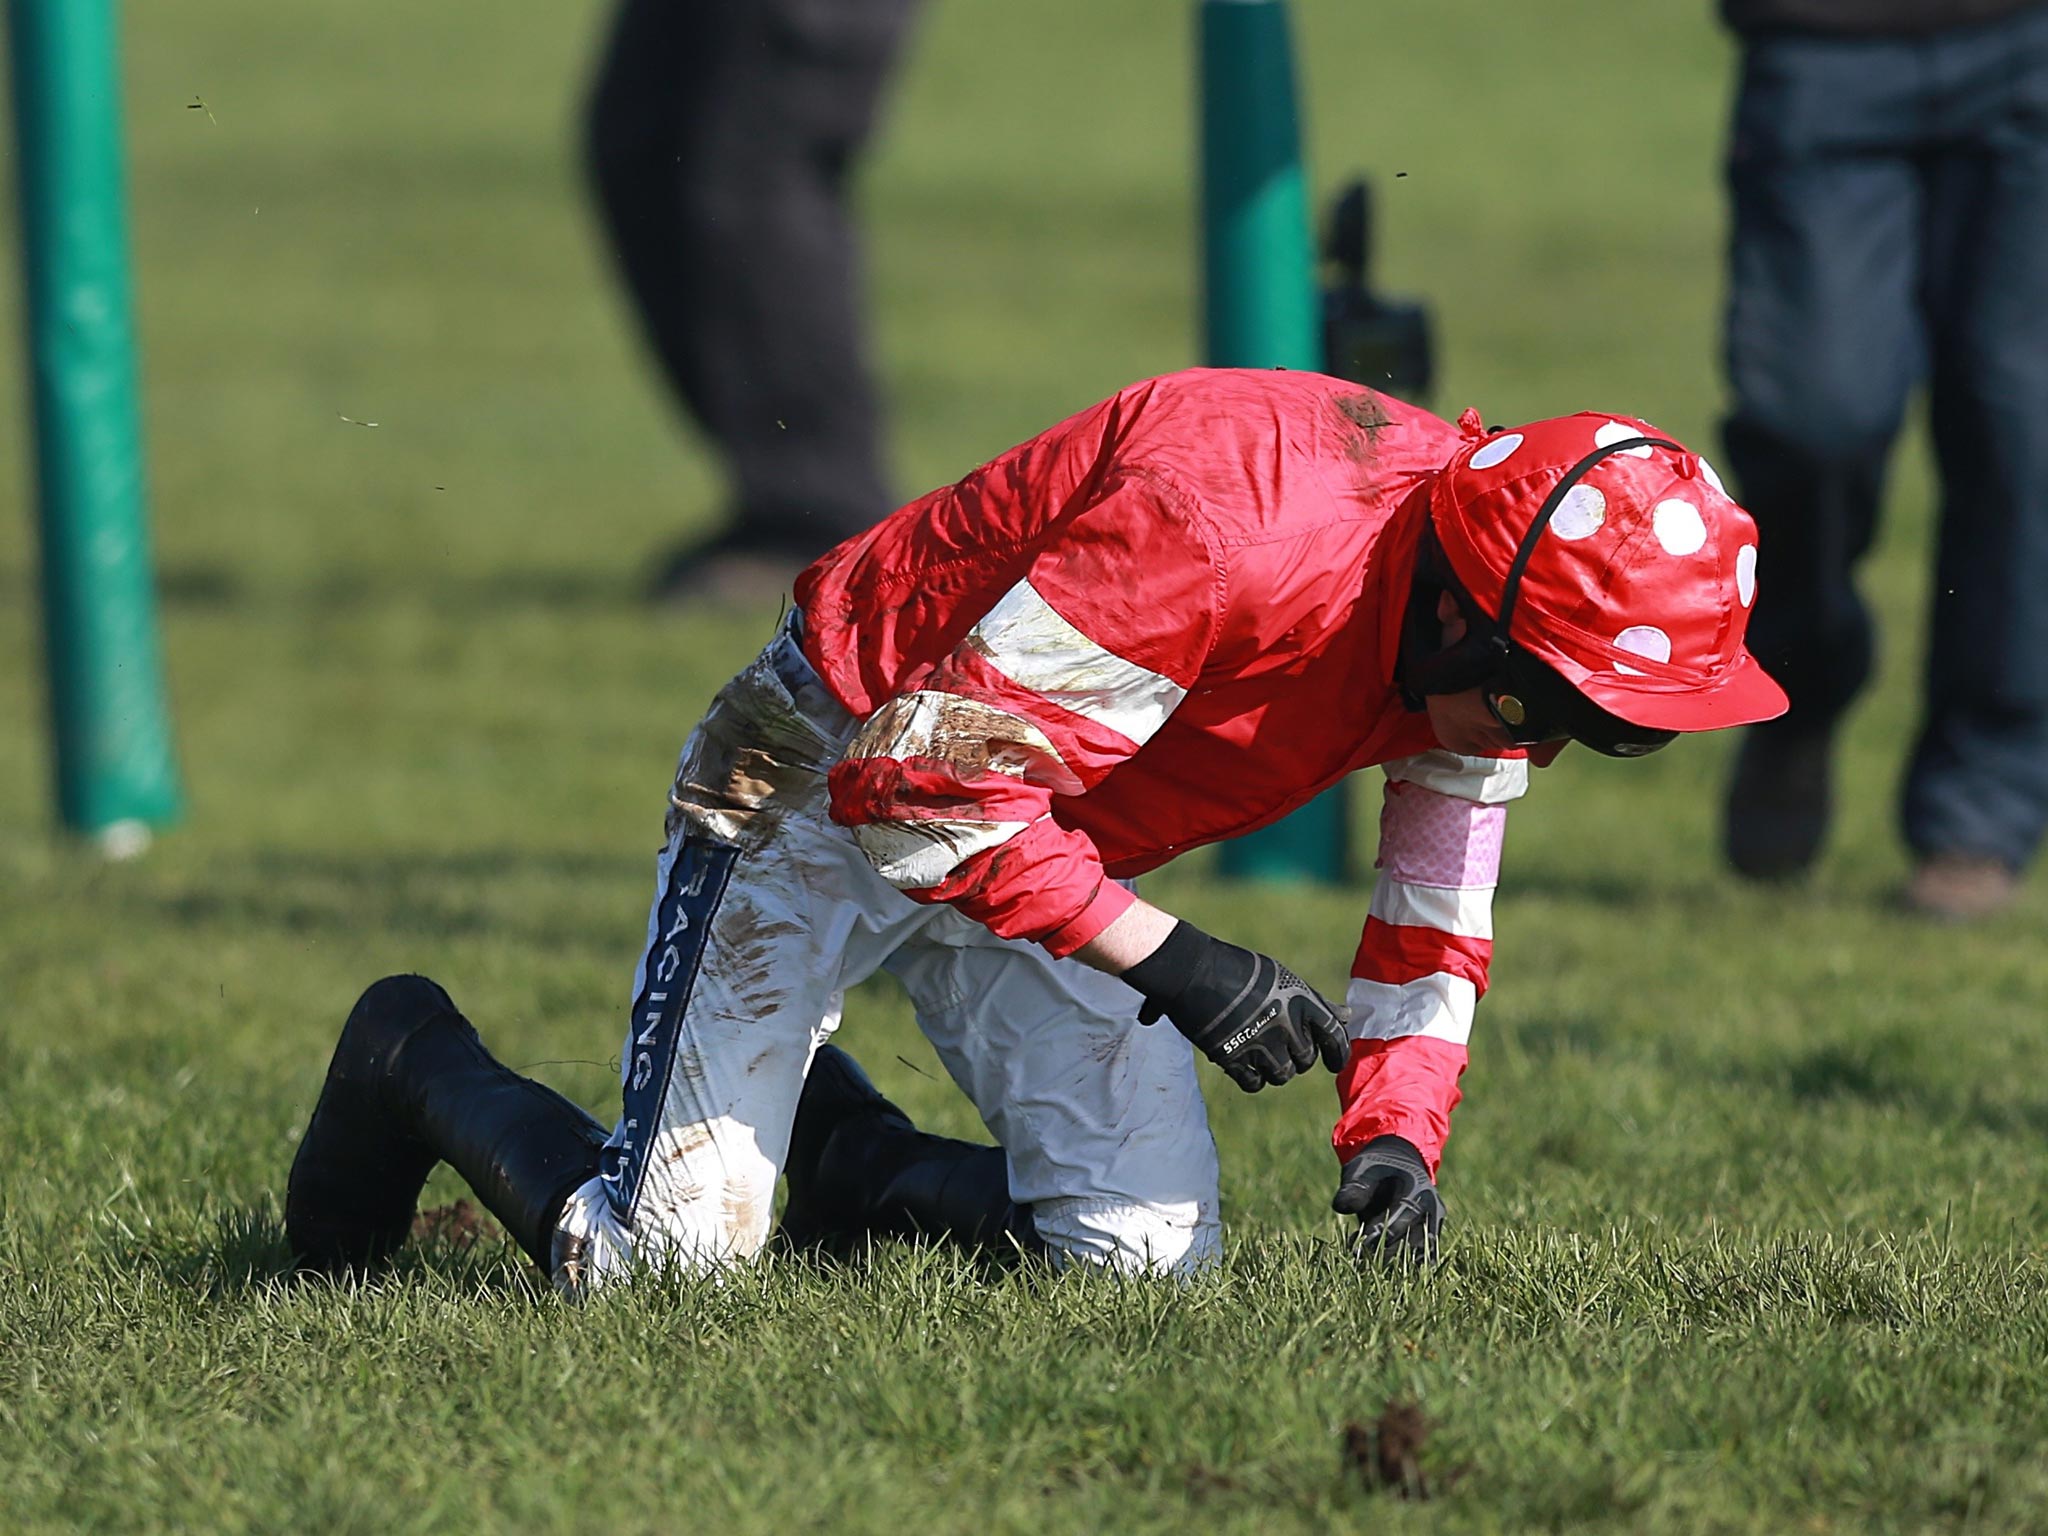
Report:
1124,921,1347,1093
1333,1135,1444,1266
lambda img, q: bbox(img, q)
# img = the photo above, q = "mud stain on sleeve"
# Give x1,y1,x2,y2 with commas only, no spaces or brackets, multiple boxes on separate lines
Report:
847,690,1080,794
1335,392,1395,463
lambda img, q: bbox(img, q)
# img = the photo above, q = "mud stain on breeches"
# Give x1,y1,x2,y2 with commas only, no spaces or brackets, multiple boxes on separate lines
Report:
644,647,832,1263
666,654,836,849
642,1119,774,1261
711,888,808,1008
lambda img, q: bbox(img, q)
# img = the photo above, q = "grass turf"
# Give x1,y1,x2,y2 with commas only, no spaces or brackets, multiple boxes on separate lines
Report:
4,1,2047,1530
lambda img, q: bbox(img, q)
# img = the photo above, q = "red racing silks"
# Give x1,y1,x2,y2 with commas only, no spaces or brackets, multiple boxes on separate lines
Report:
824,623,1170,954
894,818,1137,958
823,470,1220,954
827,734,1138,954
910,644,1166,796
1332,1035,1468,1174
1333,754,1520,1175
826,755,1051,841
799,369,1465,919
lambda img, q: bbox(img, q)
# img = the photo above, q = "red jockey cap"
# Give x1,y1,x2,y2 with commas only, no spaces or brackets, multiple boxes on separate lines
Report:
1427,408,1789,733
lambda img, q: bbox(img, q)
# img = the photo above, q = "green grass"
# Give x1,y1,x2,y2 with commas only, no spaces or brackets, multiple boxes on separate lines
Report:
4,1,2046,1530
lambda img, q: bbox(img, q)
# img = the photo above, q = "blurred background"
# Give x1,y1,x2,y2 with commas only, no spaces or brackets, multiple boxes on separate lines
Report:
2,0,2026,1223
13,7,2048,1527
0,1,1807,846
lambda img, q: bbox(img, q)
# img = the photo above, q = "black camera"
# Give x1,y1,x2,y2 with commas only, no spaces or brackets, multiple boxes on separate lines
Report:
1321,177,1434,404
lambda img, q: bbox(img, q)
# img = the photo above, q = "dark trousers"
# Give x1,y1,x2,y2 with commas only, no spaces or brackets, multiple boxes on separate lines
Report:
1722,4,2048,868
586,0,921,552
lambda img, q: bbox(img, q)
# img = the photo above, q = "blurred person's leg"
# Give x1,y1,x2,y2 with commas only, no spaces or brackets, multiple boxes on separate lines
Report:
1718,32,1927,880
584,0,919,601
1898,6,2048,918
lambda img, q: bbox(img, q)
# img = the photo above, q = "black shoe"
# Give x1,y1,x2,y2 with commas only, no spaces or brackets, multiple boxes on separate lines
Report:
286,976,459,1272
777,1045,917,1256
777,1046,1037,1261
1723,723,1834,881
287,975,607,1275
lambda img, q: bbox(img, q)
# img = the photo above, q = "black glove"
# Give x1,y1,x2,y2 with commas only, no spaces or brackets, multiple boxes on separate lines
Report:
1122,920,1347,1093
1332,1134,1443,1265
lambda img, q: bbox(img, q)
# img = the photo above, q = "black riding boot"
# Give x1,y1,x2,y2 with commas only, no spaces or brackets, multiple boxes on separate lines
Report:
777,1045,1040,1261
287,974,608,1274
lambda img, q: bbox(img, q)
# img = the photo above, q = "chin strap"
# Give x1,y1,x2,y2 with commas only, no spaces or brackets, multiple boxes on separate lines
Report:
1395,523,1507,707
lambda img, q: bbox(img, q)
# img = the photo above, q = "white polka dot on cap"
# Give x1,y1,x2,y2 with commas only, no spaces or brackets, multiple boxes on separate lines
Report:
1549,484,1606,540
1468,433,1522,470
1613,624,1672,676
1698,457,1726,496
1594,421,1656,459
1736,544,1757,607
1653,498,1707,556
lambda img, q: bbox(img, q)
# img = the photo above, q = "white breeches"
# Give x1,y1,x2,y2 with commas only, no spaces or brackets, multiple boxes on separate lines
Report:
552,621,1221,1291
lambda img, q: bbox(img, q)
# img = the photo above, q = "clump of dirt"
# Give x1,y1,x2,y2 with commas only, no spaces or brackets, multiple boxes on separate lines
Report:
411,1200,499,1251
1342,1399,1464,1499
1183,1463,1242,1499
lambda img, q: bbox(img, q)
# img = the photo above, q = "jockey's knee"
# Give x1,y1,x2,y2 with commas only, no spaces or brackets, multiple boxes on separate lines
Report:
1029,1195,1222,1278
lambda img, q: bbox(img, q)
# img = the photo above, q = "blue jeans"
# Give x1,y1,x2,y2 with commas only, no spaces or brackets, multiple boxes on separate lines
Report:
1722,4,2048,869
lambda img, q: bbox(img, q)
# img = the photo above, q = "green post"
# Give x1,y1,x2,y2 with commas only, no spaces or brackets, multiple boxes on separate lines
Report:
1199,0,1346,883
8,0,182,854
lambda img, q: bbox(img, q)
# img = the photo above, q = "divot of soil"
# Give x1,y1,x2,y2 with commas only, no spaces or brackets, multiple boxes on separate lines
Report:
1183,1463,1242,1499
1342,1399,1465,1500
411,1200,500,1250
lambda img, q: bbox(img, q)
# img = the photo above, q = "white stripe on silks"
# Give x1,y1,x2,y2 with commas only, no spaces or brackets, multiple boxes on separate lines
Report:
968,579,1187,745
1368,875,1495,938
1384,749,1529,806
851,817,1031,889
1344,973,1477,1045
